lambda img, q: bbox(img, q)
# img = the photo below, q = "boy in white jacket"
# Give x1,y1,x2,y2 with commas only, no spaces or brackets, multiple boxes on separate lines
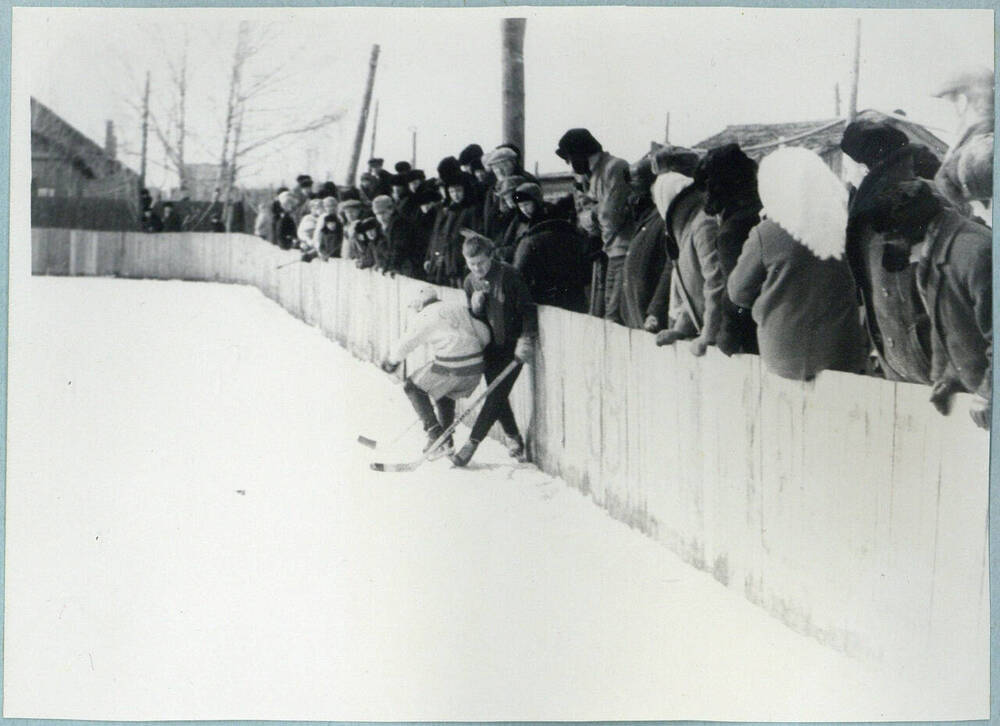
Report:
382,286,492,455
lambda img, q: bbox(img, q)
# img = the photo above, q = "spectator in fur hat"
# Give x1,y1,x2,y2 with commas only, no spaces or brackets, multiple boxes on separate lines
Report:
338,198,369,260
493,174,529,261
395,161,412,175
727,148,867,380
406,169,426,193
621,155,670,330
424,158,481,286
353,216,380,269
509,182,589,312
316,212,342,259
373,194,421,278
389,173,410,205
867,178,992,427
932,66,994,222
840,118,942,384
556,127,633,325
694,143,763,355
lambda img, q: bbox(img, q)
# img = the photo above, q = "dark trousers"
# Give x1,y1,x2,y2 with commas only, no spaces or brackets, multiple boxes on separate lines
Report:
469,352,522,443
603,255,626,325
404,379,456,431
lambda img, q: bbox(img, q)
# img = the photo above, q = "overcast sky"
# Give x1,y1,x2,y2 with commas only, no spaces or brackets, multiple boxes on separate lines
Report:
17,6,994,191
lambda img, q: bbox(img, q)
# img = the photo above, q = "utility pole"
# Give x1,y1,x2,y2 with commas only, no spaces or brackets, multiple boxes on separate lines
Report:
369,100,379,160
501,18,526,154
834,83,841,117
848,18,861,121
664,112,670,144
140,70,150,191
409,126,417,167
346,44,380,186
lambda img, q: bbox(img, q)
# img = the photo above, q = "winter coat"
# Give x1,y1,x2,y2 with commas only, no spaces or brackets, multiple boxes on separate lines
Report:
463,260,538,355
728,219,867,381
621,205,669,329
381,213,423,277
846,145,935,384
297,214,320,247
274,210,298,250
576,151,634,257
425,199,479,286
496,213,529,264
511,212,589,313
649,185,724,341
715,203,762,355
315,223,342,258
915,209,992,398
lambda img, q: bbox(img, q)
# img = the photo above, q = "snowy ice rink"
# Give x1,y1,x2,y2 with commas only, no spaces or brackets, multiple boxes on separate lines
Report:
3,277,979,722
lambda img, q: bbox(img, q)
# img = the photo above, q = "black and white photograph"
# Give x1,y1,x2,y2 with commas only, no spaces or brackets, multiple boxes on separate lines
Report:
5,5,995,722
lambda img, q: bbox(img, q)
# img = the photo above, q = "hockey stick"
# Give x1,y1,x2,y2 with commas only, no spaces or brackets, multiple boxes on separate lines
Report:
275,259,304,270
356,360,435,448
370,359,520,473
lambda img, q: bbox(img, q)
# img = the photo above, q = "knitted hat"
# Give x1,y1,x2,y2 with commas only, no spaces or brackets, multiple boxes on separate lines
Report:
556,128,603,160
371,195,395,214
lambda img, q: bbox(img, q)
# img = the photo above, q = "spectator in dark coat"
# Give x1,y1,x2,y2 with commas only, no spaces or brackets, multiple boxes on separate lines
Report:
867,179,992,427
274,191,299,250
359,173,381,204
373,194,421,278
840,120,941,384
407,182,441,272
367,158,393,196
483,146,537,240
556,128,633,325
493,175,529,262
727,148,867,381
339,198,368,260
694,144,763,355
161,202,183,232
317,213,342,259
510,182,589,313
353,217,379,269
621,156,669,330
424,158,481,287
141,208,164,232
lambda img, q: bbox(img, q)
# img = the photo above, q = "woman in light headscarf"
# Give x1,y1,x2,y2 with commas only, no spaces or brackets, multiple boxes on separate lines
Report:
727,147,866,380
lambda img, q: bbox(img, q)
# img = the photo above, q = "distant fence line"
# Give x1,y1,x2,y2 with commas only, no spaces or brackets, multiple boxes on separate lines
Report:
31,228,989,683
30,198,254,233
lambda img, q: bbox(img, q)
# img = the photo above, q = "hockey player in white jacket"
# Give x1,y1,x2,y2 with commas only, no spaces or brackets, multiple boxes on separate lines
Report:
382,285,492,455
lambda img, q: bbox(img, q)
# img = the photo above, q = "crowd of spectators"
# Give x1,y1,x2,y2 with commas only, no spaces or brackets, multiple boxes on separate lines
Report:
248,67,992,429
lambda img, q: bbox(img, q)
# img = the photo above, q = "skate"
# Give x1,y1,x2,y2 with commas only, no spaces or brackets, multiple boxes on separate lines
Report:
506,434,528,463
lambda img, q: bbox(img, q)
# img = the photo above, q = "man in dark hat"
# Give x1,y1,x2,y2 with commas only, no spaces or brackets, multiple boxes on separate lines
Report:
556,128,633,324
367,157,393,196
840,118,942,385
693,143,763,356
620,156,669,330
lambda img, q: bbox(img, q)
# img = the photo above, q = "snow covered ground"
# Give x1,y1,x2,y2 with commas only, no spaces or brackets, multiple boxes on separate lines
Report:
4,277,982,721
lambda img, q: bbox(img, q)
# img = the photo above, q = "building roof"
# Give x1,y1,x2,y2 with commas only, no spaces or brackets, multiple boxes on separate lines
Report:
694,109,949,161
30,97,138,181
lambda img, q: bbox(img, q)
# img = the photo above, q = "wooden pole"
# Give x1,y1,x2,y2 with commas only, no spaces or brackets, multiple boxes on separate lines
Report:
346,44,380,186
834,83,841,117
140,70,150,191
501,19,526,154
410,126,417,167
369,99,379,160
848,18,861,121
664,111,670,144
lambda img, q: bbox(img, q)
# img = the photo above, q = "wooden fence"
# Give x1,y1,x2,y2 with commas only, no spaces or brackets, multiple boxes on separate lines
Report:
30,227,990,680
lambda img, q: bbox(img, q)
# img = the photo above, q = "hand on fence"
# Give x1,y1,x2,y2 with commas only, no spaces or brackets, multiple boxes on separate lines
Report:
690,336,709,357
929,378,960,416
381,359,400,374
655,329,683,347
643,315,659,333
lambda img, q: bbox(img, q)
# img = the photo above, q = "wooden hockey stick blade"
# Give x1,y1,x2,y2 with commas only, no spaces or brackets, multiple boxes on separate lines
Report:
357,435,377,448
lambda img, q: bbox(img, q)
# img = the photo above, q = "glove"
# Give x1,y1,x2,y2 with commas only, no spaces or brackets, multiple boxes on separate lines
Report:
929,378,960,416
690,336,709,357
381,359,400,374
643,315,659,333
655,329,684,347
514,336,535,364
970,395,991,430
470,290,488,317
